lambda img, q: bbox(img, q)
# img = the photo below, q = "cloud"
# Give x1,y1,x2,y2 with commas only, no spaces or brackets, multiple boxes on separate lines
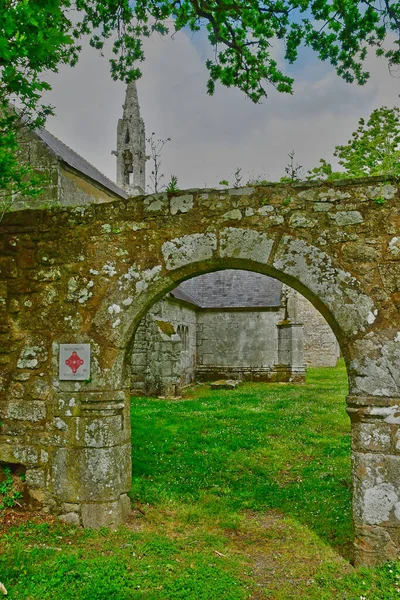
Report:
43,25,400,191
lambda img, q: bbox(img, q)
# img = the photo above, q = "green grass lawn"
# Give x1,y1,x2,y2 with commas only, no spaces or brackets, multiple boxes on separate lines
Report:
2,362,400,598
130,361,352,555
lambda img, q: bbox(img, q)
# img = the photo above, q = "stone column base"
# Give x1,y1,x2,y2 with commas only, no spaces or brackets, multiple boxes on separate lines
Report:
348,395,400,566
354,524,400,566
59,494,131,529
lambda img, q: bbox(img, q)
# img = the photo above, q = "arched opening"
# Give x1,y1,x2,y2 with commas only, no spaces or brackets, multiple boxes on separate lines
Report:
129,269,343,397
85,222,397,568
120,258,351,373
127,268,352,575
2,182,398,578
123,148,133,185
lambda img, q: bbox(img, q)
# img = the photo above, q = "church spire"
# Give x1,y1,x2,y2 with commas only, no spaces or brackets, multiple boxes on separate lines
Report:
114,81,146,195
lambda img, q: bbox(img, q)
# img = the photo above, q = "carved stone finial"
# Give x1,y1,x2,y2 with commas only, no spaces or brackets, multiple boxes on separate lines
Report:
281,284,299,322
281,285,289,320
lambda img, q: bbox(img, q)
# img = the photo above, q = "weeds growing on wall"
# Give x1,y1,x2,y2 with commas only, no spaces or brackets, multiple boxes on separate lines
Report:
0,466,23,511
166,175,179,193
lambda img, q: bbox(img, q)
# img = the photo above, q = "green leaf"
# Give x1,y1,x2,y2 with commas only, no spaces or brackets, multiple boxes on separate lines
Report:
2,0,400,200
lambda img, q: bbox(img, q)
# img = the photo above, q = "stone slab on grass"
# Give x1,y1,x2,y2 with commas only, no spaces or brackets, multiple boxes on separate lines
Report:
210,380,241,390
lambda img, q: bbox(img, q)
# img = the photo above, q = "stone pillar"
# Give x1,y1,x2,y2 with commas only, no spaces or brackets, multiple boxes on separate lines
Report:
348,395,400,566
276,322,306,382
51,389,131,528
157,337,182,396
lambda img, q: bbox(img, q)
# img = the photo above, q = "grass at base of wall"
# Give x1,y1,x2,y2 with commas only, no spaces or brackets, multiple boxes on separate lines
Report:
1,362,400,598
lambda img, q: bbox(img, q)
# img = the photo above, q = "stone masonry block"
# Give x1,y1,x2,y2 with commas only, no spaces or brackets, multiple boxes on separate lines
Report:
219,228,274,263
81,494,131,529
6,400,46,422
352,422,392,453
26,468,46,488
52,443,131,503
353,452,400,527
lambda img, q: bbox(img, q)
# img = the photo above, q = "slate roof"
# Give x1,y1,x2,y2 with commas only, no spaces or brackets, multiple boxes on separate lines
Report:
36,128,128,199
171,270,283,309
170,287,202,306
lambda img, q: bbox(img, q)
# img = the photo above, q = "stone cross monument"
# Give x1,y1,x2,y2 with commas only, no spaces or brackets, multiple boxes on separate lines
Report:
114,82,146,195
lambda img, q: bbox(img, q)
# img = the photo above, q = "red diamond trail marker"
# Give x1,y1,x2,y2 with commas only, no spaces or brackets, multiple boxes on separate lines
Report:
65,351,85,374
59,344,91,380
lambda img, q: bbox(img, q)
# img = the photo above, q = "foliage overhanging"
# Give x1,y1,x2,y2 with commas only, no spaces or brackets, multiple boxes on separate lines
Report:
308,105,400,180
1,0,400,200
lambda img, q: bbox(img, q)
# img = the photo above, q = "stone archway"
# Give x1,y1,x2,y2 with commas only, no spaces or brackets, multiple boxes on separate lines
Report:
0,178,399,566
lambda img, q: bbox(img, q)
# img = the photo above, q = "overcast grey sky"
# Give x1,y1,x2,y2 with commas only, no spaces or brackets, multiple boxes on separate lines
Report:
43,28,400,192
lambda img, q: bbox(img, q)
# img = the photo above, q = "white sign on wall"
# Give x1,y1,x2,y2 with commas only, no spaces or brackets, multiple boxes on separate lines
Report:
59,344,91,381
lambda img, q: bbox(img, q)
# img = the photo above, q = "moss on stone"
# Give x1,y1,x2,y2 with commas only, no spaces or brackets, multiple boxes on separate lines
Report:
154,320,176,336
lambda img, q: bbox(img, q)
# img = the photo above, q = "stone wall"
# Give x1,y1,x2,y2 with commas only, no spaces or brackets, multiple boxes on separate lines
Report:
131,293,306,388
7,129,124,212
131,297,196,395
295,292,340,367
59,167,121,207
8,128,60,211
130,270,338,387
0,177,399,565
196,309,282,381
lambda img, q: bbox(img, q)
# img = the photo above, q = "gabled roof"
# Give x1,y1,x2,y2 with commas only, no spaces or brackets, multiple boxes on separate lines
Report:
36,128,128,199
171,270,283,309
